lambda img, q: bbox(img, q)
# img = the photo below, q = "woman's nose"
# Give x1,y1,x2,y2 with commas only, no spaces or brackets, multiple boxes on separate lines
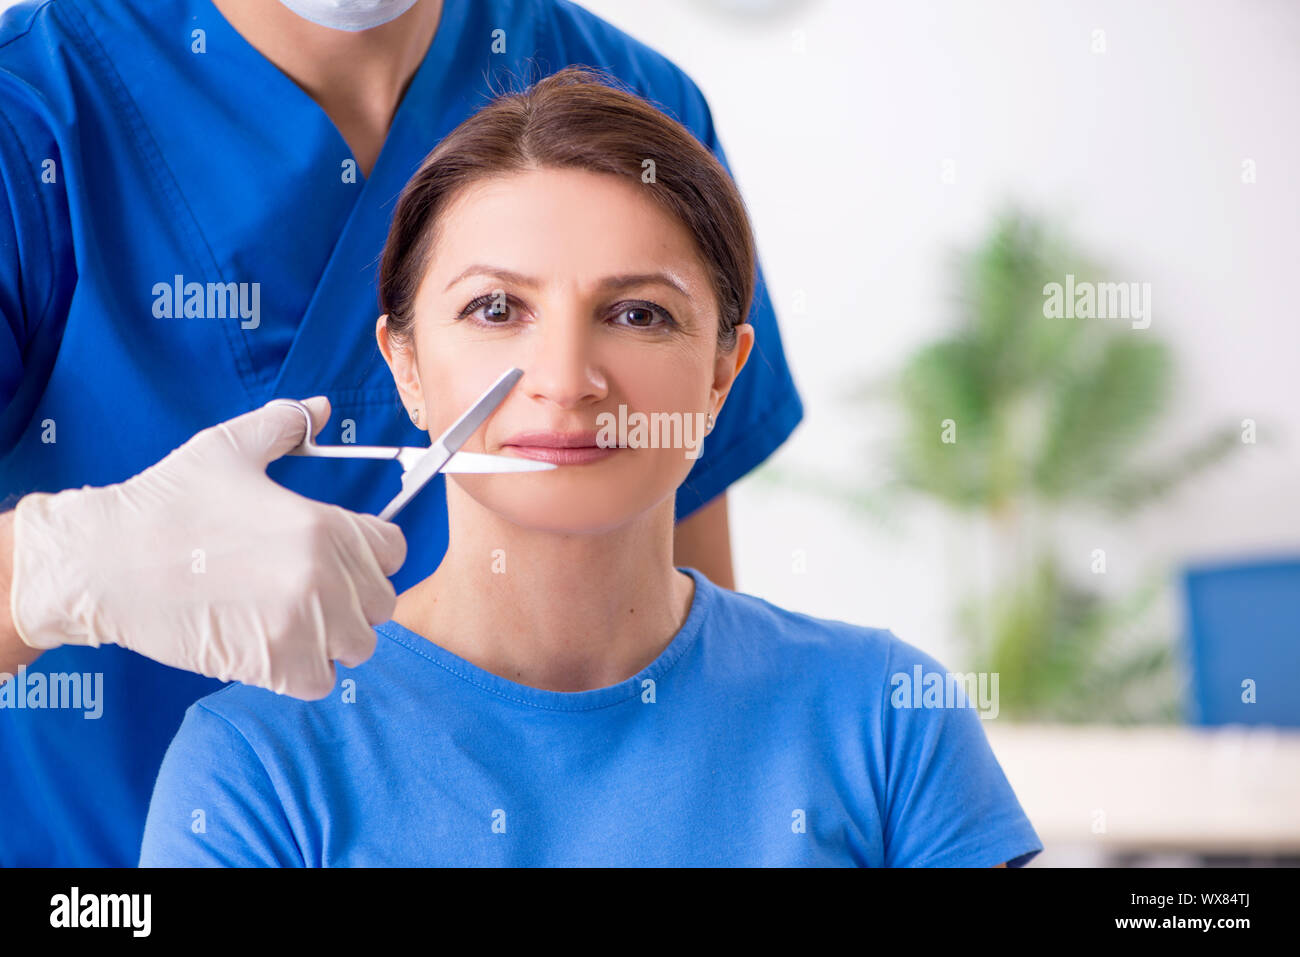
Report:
519,318,607,409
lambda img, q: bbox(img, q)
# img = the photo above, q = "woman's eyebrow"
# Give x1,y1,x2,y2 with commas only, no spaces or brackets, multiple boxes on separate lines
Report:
444,265,688,297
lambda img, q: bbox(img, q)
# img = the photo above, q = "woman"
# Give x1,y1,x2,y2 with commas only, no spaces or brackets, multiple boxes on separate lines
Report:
139,66,1042,867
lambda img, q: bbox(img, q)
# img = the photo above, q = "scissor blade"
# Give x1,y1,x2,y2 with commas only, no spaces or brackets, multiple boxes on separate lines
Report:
377,368,524,521
439,450,557,473
443,367,524,451
396,447,555,472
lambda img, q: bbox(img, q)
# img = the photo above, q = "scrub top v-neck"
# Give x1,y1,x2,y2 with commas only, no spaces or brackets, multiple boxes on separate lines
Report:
102,0,474,404
0,0,805,866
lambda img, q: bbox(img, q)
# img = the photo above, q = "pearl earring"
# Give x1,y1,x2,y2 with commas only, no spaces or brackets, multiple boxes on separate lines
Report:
705,411,715,433
410,407,422,428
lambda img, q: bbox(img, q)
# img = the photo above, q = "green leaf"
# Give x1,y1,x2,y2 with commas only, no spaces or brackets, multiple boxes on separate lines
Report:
1093,425,1243,512
1035,336,1172,499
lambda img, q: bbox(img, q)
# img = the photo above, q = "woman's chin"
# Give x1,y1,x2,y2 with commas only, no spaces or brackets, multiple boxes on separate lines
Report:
450,472,670,535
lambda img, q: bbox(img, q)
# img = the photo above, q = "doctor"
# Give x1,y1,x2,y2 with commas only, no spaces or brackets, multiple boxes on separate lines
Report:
0,0,803,866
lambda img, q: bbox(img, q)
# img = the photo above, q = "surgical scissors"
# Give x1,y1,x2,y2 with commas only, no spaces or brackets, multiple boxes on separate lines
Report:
269,367,554,521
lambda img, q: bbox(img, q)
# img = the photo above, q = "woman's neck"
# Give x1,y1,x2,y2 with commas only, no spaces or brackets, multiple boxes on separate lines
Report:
393,483,696,692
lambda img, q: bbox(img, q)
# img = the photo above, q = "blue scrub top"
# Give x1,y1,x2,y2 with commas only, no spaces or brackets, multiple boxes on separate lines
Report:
140,567,1044,867
0,0,804,866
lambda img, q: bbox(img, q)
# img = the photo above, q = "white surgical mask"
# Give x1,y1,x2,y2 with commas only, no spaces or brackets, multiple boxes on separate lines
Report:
277,0,420,32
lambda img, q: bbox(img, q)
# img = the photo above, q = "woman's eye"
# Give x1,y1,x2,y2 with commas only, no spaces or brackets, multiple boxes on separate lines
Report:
460,294,515,325
480,300,511,322
612,302,673,329
457,296,673,329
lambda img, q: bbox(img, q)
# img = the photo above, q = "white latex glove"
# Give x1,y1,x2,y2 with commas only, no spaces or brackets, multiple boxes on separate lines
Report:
9,397,406,700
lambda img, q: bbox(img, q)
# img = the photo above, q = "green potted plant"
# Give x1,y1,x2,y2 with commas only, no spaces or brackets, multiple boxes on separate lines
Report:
773,208,1241,722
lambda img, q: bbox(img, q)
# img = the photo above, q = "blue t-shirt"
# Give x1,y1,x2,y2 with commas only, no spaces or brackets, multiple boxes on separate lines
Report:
0,0,803,865
139,567,1043,867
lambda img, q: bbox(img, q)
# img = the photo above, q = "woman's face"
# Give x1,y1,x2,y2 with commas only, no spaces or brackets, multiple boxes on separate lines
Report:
378,166,753,533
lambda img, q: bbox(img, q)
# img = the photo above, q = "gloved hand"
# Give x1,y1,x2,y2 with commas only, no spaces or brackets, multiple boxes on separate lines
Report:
9,397,406,700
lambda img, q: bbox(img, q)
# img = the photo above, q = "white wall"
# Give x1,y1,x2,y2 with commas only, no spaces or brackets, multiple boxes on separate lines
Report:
580,0,1300,667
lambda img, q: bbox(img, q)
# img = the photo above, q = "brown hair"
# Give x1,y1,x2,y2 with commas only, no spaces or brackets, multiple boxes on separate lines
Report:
378,64,754,353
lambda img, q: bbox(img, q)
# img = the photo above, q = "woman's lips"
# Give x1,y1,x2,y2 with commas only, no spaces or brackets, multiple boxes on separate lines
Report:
500,431,620,466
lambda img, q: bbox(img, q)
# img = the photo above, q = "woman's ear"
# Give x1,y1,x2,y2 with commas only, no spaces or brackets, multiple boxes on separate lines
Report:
376,313,424,410
708,322,755,422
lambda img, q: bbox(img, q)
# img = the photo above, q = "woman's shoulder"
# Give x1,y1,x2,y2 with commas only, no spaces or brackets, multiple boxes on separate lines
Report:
699,572,946,683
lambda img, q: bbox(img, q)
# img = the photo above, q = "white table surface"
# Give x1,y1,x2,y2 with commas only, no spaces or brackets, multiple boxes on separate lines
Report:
982,722,1300,856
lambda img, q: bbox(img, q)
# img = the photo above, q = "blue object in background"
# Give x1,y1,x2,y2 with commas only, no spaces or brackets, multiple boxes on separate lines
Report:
1181,556,1300,727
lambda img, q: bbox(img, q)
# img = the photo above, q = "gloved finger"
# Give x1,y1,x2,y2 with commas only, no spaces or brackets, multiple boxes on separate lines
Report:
330,614,380,669
320,563,383,668
297,659,339,702
298,395,332,439
360,573,398,630
352,513,408,578
332,517,399,628
283,651,339,701
225,396,333,468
